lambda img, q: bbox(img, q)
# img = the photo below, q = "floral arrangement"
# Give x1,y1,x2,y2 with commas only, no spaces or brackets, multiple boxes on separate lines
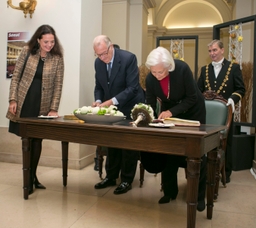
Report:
240,61,253,123
139,64,150,91
170,39,184,61
130,103,154,127
74,105,124,116
229,23,243,67
229,23,243,122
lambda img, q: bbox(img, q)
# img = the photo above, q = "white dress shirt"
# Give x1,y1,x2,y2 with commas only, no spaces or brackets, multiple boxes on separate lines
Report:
212,58,224,78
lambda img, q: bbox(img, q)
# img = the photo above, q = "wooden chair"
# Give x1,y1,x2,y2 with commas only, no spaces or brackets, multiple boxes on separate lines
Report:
138,91,232,198
203,90,233,201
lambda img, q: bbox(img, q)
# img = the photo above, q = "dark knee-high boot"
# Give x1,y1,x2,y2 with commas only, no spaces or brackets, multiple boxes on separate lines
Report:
159,155,180,204
34,175,46,189
29,138,45,194
197,155,207,211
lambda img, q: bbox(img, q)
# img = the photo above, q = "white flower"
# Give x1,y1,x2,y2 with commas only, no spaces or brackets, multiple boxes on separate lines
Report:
115,111,124,116
109,110,116,115
91,107,100,114
80,106,90,114
130,103,154,121
74,105,124,116
108,105,117,111
74,108,81,114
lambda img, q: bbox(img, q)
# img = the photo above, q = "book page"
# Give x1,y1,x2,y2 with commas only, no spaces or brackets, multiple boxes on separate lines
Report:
163,117,200,126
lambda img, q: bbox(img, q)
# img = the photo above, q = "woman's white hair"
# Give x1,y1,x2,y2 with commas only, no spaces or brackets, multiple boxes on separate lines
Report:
145,46,175,72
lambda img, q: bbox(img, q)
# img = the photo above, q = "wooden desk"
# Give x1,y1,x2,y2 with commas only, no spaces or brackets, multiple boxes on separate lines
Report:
17,117,225,228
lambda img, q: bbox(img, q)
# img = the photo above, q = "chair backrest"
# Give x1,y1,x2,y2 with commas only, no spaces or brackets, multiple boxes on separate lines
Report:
203,91,233,136
205,100,228,125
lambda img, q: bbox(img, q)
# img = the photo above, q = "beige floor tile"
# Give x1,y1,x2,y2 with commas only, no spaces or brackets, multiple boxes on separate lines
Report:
0,162,256,228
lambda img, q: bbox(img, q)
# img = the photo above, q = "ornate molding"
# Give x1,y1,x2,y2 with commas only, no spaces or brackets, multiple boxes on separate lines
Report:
144,0,156,9
222,0,235,9
129,0,156,8
103,0,156,8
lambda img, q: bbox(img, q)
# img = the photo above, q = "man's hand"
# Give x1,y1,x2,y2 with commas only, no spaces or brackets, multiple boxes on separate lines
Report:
99,99,113,107
226,98,235,113
92,102,101,107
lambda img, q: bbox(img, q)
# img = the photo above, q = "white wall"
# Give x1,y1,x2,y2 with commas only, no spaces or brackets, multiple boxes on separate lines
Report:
0,0,103,169
102,1,129,49
1,0,82,127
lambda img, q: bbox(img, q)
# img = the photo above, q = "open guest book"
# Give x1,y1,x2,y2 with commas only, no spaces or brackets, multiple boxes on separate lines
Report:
163,117,200,126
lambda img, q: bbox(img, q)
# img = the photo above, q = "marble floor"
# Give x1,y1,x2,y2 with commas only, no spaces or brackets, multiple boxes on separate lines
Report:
0,161,255,228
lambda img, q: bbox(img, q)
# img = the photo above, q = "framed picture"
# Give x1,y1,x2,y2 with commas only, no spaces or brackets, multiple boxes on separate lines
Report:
6,32,30,79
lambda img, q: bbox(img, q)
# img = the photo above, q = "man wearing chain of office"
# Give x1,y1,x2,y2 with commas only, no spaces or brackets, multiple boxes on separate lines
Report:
197,39,245,183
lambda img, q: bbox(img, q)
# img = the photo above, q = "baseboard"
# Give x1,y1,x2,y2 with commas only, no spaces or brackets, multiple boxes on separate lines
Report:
0,152,94,170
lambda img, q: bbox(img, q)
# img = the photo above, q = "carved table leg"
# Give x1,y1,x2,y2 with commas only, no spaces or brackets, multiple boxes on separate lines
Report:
207,149,218,219
22,137,31,200
214,154,221,201
186,157,201,228
61,141,69,187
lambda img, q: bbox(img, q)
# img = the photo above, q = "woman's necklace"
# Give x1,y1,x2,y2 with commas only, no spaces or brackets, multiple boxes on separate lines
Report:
205,62,232,94
160,75,170,99
40,50,47,62
167,78,170,99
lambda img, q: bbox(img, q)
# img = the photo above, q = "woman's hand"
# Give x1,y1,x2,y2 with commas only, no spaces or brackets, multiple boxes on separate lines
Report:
48,110,58,116
158,110,172,119
9,101,17,115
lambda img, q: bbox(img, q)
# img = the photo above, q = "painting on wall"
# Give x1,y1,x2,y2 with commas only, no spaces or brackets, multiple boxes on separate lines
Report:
6,32,30,79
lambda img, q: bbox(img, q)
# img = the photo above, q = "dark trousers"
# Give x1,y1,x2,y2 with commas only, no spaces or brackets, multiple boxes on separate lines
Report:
106,148,139,183
162,154,207,201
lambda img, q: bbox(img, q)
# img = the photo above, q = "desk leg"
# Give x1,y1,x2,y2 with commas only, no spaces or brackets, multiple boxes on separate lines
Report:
186,157,201,228
22,137,31,200
61,141,69,187
206,149,218,219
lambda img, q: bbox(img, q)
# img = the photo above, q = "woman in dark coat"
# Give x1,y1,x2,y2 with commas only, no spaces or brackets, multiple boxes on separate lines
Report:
144,46,206,212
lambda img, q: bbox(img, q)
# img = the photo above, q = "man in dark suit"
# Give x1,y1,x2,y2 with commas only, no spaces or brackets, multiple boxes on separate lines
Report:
92,35,145,194
197,39,245,182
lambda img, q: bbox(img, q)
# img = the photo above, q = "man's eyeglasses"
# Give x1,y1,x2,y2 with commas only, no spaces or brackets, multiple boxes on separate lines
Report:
95,45,111,58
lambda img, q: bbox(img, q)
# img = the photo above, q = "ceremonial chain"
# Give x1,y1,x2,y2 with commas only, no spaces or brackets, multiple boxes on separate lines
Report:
205,62,233,94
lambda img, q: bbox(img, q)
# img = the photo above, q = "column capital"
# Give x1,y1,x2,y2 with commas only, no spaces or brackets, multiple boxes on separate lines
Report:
130,0,156,9
103,0,156,9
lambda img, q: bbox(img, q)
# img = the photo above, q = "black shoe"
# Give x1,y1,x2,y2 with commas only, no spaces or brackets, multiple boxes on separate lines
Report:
113,182,132,195
34,176,46,189
35,182,46,189
158,195,177,204
197,200,205,212
94,178,116,189
226,176,231,183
